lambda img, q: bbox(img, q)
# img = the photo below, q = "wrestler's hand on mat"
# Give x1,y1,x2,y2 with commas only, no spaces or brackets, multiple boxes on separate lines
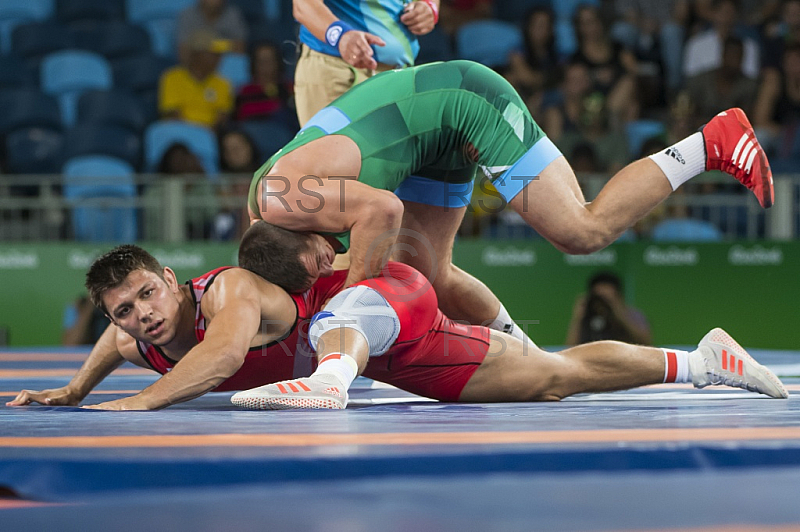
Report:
6,387,81,407
338,31,385,70
81,395,155,411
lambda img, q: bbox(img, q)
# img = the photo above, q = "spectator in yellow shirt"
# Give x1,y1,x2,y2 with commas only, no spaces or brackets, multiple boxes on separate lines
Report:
159,31,233,129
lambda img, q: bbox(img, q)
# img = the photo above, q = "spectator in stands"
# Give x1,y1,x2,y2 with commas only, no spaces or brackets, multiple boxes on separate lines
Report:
152,143,220,239
177,0,247,63
439,0,492,36
159,31,234,129
505,7,561,99
544,62,630,173
682,0,760,81
235,41,295,126
608,0,687,95
570,4,639,127
61,295,107,346
566,271,652,347
686,37,758,117
220,129,259,174
754,42,800,158
292,0,439,126
218,129,258,241
762,0,800,72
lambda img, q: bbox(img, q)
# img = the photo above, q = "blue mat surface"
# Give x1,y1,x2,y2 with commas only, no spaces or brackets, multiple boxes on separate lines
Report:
2,348,800,530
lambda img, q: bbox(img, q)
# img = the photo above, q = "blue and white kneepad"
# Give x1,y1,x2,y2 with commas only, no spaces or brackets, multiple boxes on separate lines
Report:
308,285,401,357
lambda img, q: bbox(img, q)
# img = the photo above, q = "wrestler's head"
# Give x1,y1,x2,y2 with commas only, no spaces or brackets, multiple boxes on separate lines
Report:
86,245,183,345
238,221,335,293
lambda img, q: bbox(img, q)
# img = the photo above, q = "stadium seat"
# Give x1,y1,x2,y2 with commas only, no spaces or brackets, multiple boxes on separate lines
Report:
239,120,296,161
126,0,195,23
554,18,577,57
493,0,552,23
0,89,61,133
218,53,251,90
126,0,195,58
112,54,174,95
4,127,64,174
41,50,113,126
63,155,138,242
11,22,75,62
416,28,454,65
144,120,219,174
56,0,125,24
63,124,142,170
70,21,152,60
651,219,723,242
625,119,666,158
262,0,282,20
0,0,54,53
551,0,599,20
0,54,36,89
456,20,523,68
76,89,150,133
141,19,179,58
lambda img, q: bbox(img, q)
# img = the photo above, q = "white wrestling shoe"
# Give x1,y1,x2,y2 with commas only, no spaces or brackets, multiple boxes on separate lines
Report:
690,328,788,398
230,374,348,410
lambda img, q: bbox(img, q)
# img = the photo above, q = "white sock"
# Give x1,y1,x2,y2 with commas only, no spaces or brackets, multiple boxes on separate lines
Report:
648,132,706,190
313,353,359,390
662,348,691,383
488,303,537,350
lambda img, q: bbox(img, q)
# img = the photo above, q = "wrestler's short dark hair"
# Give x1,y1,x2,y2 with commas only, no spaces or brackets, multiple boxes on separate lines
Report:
238,221,314,293
85,245,164,314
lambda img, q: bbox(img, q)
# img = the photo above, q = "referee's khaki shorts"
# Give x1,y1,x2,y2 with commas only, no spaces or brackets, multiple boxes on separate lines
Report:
294,44,394,127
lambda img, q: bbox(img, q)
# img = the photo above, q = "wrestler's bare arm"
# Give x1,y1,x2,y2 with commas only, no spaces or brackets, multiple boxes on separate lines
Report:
256,163,404,287
7,323,127,406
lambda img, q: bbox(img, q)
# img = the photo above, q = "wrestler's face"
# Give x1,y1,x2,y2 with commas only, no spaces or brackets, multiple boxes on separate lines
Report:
102,268,182,345
298,234,336,285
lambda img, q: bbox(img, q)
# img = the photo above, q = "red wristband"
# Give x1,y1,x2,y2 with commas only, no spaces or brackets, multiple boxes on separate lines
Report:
419,0,439,24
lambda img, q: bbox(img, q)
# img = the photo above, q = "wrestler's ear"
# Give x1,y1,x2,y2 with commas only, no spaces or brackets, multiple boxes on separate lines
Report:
162,267,180,293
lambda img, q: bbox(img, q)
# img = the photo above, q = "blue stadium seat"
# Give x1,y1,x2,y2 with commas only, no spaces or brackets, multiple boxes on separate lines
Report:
416,28,454,65
11,22,75,62
651,219,723,242
0,89,61,133
263,0,282,20
63,124,142,170
625,119,666,158
56,0,125,24
456,20,523,68
142,19,179,58
144,120,219,174
126,0,195,23
239,120,296,161
493,0,552,23
76,89,150,133
41,50,113,126
112,54,174,95
4,127,64,174
0,0,54,53
218,53,251,90
70,21,152,60
126,0,194,58
551,0,599,20
0,54,36,89
63,155,138,242
554,18,577,57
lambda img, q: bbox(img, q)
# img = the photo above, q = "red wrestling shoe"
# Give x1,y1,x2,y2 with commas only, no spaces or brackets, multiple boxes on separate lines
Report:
701,108,774,208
